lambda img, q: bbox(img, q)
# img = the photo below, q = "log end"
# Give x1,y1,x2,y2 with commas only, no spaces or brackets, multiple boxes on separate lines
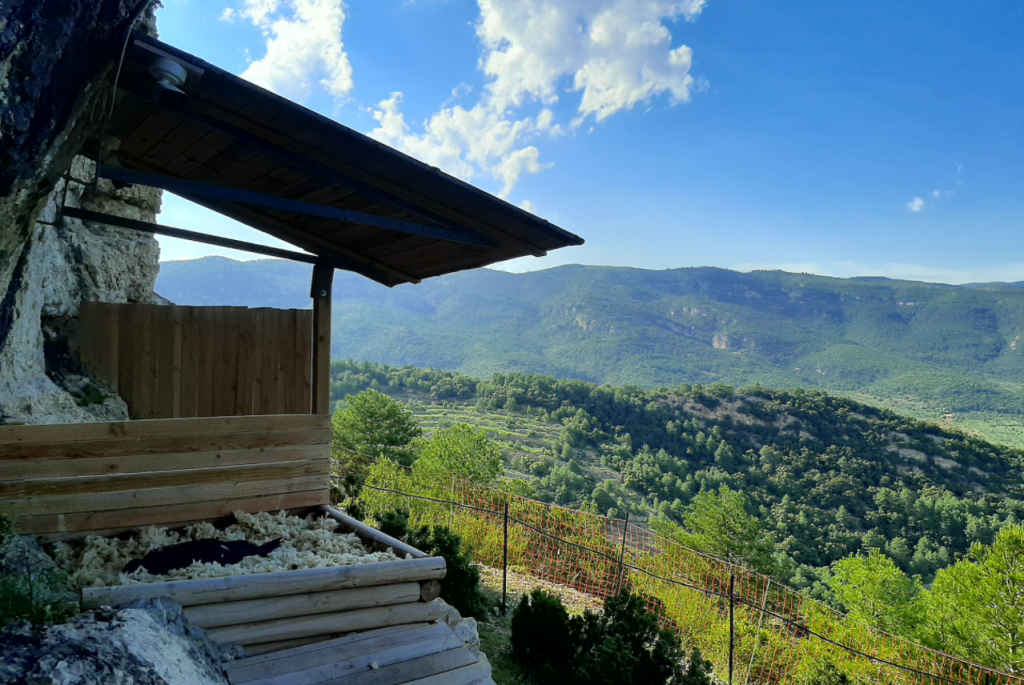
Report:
419,579,441,603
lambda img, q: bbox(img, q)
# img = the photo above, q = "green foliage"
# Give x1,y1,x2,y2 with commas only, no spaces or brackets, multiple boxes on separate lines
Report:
0,515,11,546
652,487,776,574
511,589,573,678
793,659,851,685
376,508,410,540
341,360,1024,598
405,525,490,618
920,524,1024,673
415,423,504,485
827,550,922,636
511,589,713,685
0,523,77,628
332,389,422,465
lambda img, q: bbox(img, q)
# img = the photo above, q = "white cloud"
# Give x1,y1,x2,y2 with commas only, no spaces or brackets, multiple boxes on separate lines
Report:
519,199,538,213
220,7,236,22
932,189,940,198
235,0,353,101
907,197,924,212
370,0,707,197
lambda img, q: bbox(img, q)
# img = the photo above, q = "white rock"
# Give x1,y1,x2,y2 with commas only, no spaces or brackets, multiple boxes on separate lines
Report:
453,617,480,655
0,155,164,425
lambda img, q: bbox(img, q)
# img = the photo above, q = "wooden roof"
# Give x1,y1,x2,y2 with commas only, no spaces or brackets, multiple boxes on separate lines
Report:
96,34,583,287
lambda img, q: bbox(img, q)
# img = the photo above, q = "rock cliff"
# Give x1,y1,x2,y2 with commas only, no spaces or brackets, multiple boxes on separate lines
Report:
0,1,163,424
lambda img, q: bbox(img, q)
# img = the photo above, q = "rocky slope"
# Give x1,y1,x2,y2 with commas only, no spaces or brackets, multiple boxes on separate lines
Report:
0,1,164,424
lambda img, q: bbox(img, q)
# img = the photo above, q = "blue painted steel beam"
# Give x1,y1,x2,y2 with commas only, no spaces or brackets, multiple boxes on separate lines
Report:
97,164,500,249
60,206,393,284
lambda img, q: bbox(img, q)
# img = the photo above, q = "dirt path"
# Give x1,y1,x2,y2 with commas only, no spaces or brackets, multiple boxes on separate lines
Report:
475,564,603,616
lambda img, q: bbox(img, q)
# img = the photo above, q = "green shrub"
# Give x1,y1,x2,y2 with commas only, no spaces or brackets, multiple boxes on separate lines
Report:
0,516,77,627
510,588,714,685
571,592,698,685
511,589,573,678
794,658,851,685
377,508,410,540
405,525,490,618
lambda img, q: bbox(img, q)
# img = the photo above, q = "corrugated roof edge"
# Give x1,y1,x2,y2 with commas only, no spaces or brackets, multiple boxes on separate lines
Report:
129,33,584,249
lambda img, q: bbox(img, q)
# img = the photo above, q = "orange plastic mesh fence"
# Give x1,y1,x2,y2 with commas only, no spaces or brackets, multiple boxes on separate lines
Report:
351,462,1020,685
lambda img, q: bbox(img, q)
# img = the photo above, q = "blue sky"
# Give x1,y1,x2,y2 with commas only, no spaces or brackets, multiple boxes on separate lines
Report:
154,0,1023,284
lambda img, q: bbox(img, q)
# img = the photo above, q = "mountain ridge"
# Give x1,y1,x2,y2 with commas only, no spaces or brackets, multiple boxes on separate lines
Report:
156,257,1024,422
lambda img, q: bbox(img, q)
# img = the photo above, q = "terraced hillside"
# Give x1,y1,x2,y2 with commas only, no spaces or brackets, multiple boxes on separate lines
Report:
331,360,1024,604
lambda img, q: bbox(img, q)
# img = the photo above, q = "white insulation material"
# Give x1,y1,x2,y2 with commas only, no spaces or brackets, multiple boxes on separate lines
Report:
54,511,400,590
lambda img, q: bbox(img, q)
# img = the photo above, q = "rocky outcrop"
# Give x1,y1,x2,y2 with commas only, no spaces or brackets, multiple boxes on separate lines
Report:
0,156,164,425
0,1,162,425
0,598,231,685
437,599,491,676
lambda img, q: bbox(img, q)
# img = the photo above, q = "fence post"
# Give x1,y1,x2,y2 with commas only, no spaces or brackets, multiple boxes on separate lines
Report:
614,511,630,595
502,502,509,616
448,474,456,529
729,570,735,685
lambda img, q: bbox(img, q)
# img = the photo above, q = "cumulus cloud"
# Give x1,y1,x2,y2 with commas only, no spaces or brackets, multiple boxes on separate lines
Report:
233,0,353,101
907,197,924,212
370,0,707,197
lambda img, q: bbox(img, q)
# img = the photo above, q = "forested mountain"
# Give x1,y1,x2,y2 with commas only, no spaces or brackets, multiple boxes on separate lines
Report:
329,360,1024,604
157,257,1024,424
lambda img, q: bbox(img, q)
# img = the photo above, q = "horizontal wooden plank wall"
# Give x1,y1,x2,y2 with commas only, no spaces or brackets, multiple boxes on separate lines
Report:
78,302,313,419
0,415,331,538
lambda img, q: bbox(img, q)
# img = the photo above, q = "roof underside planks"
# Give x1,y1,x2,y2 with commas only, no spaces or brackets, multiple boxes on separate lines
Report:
93,34,583,287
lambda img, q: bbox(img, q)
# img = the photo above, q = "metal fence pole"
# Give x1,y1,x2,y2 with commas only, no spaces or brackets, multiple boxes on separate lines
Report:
448,474,456,529
729,571,736,685
614,511,630,595
502,502,510,616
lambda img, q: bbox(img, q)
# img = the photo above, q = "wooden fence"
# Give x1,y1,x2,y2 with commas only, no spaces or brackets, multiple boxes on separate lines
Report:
0,415,331,539
78,302,312,419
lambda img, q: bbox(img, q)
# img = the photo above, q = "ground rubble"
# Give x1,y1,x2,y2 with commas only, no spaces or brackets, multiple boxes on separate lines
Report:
0,597,232,685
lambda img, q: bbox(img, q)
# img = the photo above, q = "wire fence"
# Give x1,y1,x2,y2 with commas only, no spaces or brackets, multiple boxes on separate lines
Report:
337,459,1021,685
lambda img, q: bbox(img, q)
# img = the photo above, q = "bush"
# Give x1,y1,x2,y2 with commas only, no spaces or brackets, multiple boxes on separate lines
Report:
795,658,850,685
0,515,77,627
511,589,573,678
511,588,713,685
377,508,410,540
405,525,490,618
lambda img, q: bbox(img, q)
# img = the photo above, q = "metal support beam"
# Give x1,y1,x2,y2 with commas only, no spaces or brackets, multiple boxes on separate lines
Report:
97,165,499,249
60,206,392,282
310,264,334,415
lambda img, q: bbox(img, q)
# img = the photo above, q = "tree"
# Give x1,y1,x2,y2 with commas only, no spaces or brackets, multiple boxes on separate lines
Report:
511,590,712,685
827,549,922,637
652,487,776,573
415,423,504,484
332,389,421,465
920,524,1024,673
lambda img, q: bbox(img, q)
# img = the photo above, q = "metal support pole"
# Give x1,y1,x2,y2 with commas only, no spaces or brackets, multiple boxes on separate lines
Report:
729,571,736,685
448,475,456,530
615,511,630,595
502,502,509,616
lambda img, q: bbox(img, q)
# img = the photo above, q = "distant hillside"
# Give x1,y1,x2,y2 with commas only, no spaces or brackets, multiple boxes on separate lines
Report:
156,257,1024,424
329,360,1024,597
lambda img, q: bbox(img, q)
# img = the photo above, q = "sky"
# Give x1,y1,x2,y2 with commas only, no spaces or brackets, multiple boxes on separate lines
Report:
153,0,1024,285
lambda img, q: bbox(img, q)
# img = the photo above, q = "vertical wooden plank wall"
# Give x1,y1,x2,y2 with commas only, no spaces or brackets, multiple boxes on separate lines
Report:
78,304,314,419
